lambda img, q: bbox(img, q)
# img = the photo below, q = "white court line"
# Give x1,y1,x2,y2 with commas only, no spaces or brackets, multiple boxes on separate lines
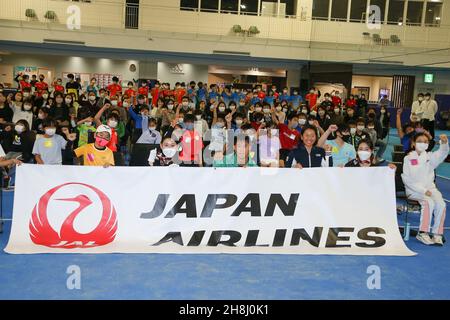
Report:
437,175,450,181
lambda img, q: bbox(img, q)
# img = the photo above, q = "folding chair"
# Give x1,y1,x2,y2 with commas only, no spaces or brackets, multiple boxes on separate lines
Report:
392,151,405,163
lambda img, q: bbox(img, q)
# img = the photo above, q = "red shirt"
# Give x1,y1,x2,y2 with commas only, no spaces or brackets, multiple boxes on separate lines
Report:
162,89,173,98
53,84,64,93
107,83,122,96
125,88,136,98
20,80,31,91
175,88,187,104
138,86,149,97
251,122,263,131
345,99,356,108
278,123,300,150
106,128,118,152
257,91,266,100
179,130,203,162
151,88,160,106
34,81,49,95
331,96,342,107
306,93,318,111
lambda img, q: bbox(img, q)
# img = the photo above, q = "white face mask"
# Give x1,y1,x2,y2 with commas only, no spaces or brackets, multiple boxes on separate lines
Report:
15,125,24,133
162,147,177,158
350,128,357,135
111,100,118,107
108,120,118,128
263,108,270,114
218,106,226,112
85,121,92,126
380,109,386,114
65,98,72,104
42,94,49,99
168,104,174,110
24,104,32,111
367,126,375,130
301,109,308,114
415,142,429,153
195,115,202,120
310,111,317,117
358,150,372,161
255,107,262,112
123,102,129,108
23,92,30,97
357,125,365,131
299,119,306,125
89,96,96,101
45,128,56,136
418,97,424,102
276,106,282,111
334,109,340,114
235,119,243,126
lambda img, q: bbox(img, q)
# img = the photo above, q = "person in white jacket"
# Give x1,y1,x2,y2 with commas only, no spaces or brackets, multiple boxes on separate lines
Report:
402,133,449,246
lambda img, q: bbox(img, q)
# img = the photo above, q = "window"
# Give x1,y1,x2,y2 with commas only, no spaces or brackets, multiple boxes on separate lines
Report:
180,0,199,11
125,0,139,29
425,1,442,27
369,0,386,23
201,0,219,12
261,0,278,16
350,0,367,22
280,0,296,17
240,0,258,15
406,1,423,26
312,0,330,20
387,0,405,25
331,0,349,21
221,0,238,13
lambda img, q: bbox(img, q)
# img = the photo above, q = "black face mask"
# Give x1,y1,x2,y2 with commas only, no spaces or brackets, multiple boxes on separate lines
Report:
342,134,351,143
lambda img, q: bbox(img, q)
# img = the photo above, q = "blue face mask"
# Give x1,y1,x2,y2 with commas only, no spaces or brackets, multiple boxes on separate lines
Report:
185,123,194,130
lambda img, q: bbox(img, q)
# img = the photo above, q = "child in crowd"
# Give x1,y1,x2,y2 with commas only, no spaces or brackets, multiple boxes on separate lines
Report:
74,124,114,167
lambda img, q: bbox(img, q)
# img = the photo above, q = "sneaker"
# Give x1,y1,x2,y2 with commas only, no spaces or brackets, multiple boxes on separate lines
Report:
416,232,434,245
433,235,444,246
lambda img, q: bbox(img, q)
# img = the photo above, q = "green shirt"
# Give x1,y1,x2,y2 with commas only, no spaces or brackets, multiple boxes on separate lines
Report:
213,153,258,167
77,124,96,147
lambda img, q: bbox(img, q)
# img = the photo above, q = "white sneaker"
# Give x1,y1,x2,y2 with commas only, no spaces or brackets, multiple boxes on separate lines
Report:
416,232,434,245
433,235,444,246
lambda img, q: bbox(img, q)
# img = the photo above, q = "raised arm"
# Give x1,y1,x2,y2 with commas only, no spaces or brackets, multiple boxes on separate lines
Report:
396,108,404,139
94,104,109,127
317,124,337,148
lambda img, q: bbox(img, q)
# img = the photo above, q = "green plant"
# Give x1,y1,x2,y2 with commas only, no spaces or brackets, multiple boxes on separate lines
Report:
44,10,56,20
248,26,260,35
25,9,36,19
232,25,242,34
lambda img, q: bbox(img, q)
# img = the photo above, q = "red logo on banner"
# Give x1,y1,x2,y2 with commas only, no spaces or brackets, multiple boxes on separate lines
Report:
29,183,118,249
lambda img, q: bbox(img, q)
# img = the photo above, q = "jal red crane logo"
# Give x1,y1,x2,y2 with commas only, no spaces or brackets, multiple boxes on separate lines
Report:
29,183,118,249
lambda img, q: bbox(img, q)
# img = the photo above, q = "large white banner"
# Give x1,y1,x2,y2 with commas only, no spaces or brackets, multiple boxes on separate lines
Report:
5,164,415,255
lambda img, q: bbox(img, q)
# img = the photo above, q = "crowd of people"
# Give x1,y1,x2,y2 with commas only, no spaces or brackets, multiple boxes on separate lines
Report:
0,72,447,245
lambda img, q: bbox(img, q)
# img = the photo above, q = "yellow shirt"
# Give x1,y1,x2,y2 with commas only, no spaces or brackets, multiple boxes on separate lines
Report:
74,143,115,166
